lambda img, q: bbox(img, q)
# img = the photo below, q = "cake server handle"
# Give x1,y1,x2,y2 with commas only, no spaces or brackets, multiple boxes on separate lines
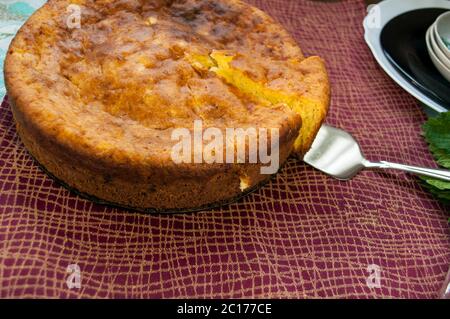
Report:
363,160,450,182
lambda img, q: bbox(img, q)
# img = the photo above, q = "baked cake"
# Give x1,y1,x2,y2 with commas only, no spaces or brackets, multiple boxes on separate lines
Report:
4,0,330,211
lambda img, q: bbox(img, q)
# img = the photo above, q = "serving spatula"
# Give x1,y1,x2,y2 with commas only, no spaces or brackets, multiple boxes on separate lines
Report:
303,125,450,181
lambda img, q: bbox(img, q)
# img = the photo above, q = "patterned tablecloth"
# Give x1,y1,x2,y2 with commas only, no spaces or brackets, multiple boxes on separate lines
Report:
0,0,449,298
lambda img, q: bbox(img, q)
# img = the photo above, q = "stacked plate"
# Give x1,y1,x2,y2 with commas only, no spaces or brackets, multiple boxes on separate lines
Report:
426,11,450,83
364,0,450,113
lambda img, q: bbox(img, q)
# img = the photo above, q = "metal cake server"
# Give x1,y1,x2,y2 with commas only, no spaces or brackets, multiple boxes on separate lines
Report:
304,125,450,181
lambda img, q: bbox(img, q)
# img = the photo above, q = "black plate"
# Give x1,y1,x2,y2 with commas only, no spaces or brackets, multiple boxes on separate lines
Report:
380,8,450,107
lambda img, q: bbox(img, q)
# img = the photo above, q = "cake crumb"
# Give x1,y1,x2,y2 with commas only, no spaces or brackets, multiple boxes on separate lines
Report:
239,176,251,192
147,16,158,25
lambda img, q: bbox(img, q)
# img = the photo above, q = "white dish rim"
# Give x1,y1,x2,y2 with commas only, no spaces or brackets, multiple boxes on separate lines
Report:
435,11,450,60
429,23,450,70
426,26,450,83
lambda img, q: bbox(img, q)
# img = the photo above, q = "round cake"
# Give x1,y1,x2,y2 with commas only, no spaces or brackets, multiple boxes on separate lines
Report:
4,0,330,212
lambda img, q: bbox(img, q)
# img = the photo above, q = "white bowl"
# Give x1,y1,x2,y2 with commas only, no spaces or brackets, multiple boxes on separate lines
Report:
434,11,450,60
426,26,450,82
429,25,450,69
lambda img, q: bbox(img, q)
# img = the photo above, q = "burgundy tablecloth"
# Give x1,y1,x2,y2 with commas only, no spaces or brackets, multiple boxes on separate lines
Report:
0,0,449,298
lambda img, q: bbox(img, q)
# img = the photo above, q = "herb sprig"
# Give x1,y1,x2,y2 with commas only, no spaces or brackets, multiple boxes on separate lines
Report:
422,112,450,204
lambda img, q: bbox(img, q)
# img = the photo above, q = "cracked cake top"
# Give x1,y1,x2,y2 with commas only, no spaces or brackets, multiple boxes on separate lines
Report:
5,0,329,165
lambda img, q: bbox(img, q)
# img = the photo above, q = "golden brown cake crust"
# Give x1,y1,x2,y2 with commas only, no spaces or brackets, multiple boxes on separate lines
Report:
5,0,329,211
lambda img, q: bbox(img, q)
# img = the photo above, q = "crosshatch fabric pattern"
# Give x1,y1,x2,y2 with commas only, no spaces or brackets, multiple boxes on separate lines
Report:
0,0,449,298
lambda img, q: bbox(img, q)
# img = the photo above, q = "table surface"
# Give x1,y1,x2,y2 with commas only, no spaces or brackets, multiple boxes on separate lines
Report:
0,0,449,299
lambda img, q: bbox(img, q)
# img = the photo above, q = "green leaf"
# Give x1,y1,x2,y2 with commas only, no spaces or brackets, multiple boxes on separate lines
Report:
423,112,450,152
429,145,450,168
422,182,450,203
431,190,450,201
424,178,450,190
422,112,450,205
